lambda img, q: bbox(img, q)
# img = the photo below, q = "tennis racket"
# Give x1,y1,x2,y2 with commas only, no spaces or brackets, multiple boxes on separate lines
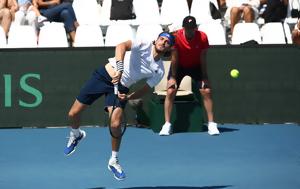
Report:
108,84,127,139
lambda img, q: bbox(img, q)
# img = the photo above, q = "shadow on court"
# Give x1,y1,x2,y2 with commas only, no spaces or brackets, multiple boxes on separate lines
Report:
201,126,239,133
88,186,232,189
120,185,232,189
217,126,239,133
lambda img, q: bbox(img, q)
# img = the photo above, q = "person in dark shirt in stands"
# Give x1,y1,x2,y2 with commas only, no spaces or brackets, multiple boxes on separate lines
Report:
36,0,78,44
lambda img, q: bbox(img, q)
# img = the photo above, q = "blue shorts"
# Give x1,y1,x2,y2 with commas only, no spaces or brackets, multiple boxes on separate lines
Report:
167,65,208,89
76,66,129,110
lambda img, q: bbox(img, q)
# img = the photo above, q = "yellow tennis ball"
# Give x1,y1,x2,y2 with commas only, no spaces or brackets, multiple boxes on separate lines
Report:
230,69,239,78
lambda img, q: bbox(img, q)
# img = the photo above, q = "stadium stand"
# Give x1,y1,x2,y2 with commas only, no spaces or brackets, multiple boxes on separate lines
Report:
73,25,105,47
7,25,37,48
104,23,134,46
38,23,69,48
198,22,227,45
190,0,221,25
231,22,262,44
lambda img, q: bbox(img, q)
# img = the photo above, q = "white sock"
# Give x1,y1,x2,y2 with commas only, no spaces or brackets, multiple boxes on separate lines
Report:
164,122,171,127
111,151,118,160
71,128,80,137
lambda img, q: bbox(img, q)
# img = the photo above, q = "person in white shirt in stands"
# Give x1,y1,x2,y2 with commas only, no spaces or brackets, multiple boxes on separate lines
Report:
14,0,47,30
63,32,175,181
225,0,261,33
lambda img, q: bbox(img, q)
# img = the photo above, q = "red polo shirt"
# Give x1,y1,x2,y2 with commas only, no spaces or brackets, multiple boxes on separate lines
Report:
174,28,209,69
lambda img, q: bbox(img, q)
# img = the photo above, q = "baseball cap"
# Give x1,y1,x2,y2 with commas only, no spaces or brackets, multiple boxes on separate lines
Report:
182,16,197,29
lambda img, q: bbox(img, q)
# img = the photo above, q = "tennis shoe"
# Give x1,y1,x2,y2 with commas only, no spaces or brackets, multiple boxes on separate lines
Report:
208,122,220,135
38,15,47,23
64,130,86,156
108,158,126,181
159,122,172,136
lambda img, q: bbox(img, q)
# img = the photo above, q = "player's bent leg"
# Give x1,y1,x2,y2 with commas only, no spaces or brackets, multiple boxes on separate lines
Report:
64,100,87,156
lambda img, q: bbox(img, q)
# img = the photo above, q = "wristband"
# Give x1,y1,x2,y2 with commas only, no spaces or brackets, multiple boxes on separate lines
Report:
116,60,124,73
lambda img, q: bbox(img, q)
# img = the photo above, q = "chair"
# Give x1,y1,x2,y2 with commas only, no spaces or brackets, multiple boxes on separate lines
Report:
190,0,221,25
160,0,190,26
198,22,227,45
231,23,261,44
283,22,293,44
7,25,37,48
104,23,134,46
154,61,193,97
132,0,160,26
260,22,287,44
99,0,136,27
149,60,204,133
135,24,163,43
0,26,7,48
72,0,102,25
99,0,112,26
38,23,69,47
73,25,105,47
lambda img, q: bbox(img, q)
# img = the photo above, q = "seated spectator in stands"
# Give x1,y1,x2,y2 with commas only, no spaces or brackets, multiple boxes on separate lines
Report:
290,0,300,18
0,0,18,37
292,19,300,44
36,0,78,43
14,0,47,29
259,0,288,23
226,0,261,33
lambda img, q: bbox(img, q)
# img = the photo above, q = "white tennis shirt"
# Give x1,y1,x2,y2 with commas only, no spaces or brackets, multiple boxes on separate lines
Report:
109,39,165,88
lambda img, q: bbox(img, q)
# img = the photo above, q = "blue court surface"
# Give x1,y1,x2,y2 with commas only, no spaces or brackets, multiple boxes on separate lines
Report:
1,124,300,189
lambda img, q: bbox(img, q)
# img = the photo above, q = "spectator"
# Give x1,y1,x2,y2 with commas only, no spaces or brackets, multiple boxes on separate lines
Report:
225,0,260,33
14,0,47,30
0,0,18,37
292,19,300,44
260,0,288,23
290,0,300,18
159,16,220,136
36,0,78,43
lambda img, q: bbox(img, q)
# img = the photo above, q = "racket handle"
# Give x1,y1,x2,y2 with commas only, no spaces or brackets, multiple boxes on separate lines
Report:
114,84,118,95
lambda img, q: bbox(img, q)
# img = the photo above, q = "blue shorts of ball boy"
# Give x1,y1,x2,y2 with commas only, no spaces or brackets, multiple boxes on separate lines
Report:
76,66,129,111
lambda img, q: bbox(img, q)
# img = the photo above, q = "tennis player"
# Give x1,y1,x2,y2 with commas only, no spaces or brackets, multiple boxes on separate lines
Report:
64,32,175,180
159,16,220,136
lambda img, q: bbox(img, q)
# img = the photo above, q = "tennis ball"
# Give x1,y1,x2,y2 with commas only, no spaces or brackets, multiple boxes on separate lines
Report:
230,69,239,78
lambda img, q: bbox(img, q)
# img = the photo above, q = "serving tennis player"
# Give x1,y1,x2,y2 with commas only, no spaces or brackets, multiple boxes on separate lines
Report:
64,32,175,180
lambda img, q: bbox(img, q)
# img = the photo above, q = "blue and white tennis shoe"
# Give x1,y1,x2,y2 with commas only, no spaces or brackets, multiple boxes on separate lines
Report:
108,158,126,181
64,130,86,156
